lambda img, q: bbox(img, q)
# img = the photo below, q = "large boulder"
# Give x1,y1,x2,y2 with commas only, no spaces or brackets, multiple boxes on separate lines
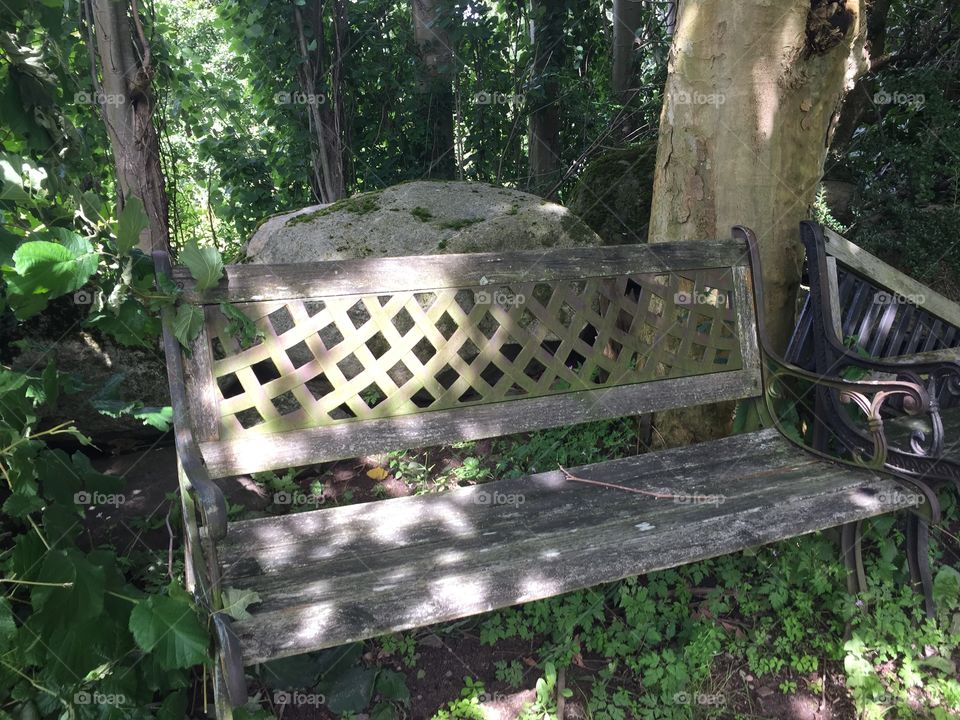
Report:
245,180,601,263
566,144,656,245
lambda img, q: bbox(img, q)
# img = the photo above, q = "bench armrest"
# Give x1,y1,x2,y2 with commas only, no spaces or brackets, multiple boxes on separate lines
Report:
178,439,228,542
734,225,960,512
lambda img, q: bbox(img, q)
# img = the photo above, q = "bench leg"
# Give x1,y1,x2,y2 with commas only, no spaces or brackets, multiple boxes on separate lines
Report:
840,520,866,600
213,662,235,720
212,613,248,704
905,514,936,619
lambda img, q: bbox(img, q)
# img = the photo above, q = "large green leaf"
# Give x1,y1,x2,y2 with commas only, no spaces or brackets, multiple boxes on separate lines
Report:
4,230,98,317
31,549,105,622
129,592,209,669
172,304,204,349
179,242,223,290
321,666,378,714
0,598,16,642
116,196,150,255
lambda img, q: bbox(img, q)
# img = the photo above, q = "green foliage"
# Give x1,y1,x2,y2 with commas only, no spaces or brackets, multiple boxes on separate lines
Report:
220,302,264,349
179,240,224,290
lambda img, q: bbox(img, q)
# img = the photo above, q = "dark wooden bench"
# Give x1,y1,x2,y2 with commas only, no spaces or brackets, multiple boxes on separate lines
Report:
154,227,940,717
784,221,960,616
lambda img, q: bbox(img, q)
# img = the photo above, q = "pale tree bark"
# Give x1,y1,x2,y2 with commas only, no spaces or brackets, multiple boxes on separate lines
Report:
411,0,456,179
647,0,868,445
292,0,348,204
89,0,169,254
527,0,565,195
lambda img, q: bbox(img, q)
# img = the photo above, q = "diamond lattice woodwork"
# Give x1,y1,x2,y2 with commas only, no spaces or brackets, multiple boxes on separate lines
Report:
203,270,743,439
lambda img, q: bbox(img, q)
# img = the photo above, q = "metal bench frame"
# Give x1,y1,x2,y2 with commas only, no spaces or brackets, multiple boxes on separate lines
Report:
787,221,960,616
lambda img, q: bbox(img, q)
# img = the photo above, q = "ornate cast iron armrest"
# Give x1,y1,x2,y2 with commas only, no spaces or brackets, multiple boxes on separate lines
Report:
798,221,960,399
735,225,960,519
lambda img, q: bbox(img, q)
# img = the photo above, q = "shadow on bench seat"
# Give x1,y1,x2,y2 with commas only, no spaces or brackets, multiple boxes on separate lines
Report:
222,427,915,665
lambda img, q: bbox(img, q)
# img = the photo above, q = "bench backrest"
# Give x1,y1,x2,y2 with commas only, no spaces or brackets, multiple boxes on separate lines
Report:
170,240,762,478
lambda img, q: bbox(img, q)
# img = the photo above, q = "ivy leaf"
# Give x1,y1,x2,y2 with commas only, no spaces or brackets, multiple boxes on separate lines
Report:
172,304,204,350
933,565,960,609
116,196,150,255
129,592,209,669
180,242,223,291
321,666,378,714
220,587,261,621
2,492,45,517
375,669,410,702
220,303,263,348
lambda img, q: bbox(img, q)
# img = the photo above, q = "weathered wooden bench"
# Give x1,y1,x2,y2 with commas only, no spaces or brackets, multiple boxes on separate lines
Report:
784,221,960,615
154,227,943,716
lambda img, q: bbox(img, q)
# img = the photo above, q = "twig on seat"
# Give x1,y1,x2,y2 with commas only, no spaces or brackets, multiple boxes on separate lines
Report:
557,464,723,502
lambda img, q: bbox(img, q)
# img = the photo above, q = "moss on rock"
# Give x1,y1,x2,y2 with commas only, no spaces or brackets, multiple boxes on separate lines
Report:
566,143,657,245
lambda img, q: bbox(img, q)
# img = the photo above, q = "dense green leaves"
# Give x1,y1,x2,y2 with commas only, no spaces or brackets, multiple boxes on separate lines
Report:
128,588,209,669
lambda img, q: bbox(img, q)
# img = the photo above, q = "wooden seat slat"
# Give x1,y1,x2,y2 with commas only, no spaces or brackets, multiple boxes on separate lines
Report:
219,429,913,665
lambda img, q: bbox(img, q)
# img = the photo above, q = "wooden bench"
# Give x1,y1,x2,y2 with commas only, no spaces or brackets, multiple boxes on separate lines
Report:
784,221,960,616
154,227,940,717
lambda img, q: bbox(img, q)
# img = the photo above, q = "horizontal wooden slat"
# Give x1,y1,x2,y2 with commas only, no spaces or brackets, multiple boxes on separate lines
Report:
174,240,751,303
823,228,960,330
220,428,915,665
199,367,762,478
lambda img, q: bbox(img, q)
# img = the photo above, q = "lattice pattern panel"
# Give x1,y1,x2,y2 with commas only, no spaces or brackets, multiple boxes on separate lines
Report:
203,270,744,438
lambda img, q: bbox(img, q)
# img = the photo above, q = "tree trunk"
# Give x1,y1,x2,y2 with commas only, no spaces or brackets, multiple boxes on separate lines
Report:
649,0,868,349
612,0,645,99
829,0,891,159
527,0,565,195
411,0,456,179
293,0,348,204
89,0,170,254
646,0,868,446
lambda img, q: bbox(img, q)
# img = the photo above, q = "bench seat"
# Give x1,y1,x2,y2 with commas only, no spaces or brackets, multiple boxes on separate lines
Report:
219,427,914,665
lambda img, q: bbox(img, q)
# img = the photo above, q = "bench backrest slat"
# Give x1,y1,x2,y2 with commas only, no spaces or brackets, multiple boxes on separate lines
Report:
175,241,762,478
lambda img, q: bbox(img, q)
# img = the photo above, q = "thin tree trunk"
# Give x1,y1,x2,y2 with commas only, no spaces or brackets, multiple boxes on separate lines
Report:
412,0,456,179
90,0,169,253
527,0,565,196
646,0,868,446
612,0,645,99
293,1,347,204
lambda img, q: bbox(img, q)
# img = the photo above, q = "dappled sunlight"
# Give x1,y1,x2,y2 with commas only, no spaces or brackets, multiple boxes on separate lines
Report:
221,428,926,665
